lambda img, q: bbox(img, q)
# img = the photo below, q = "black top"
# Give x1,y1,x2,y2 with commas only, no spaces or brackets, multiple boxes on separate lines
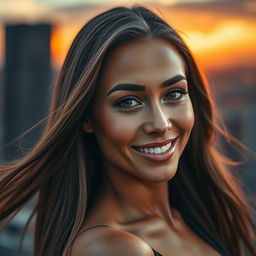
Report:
152,210,231,256
83,212,231,256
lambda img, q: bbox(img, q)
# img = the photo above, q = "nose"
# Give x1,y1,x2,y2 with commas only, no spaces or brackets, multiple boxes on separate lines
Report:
143,104,172,135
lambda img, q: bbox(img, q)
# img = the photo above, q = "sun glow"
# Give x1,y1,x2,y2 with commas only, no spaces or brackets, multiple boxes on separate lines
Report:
50,11,256,71
51,25,82,68
182,20,256,69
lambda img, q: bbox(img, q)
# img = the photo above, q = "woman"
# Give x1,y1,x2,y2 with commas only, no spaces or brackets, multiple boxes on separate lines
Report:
0,5,255,256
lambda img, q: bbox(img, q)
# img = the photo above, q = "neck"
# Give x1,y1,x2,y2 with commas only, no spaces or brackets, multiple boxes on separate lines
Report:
92,162,176,226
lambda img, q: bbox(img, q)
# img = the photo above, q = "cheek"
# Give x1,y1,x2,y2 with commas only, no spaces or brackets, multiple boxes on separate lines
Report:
171,101,195,136
92,107,139,147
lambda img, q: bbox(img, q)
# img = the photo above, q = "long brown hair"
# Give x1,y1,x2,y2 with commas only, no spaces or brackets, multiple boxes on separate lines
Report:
0,5,255,256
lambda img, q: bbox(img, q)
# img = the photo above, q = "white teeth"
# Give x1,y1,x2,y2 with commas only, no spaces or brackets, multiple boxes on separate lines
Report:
166,143,171,150
136,142,173,154
161,146,166,152
154,148,161,154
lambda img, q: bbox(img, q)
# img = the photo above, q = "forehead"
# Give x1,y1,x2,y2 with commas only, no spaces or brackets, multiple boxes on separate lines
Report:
99,38,186,89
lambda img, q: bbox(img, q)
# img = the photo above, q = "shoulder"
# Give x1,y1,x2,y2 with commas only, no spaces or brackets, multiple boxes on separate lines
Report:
71,225,155,256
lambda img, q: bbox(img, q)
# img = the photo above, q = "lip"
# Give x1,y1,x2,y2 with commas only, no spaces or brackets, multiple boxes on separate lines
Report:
131,137,178,163
132,138,177,148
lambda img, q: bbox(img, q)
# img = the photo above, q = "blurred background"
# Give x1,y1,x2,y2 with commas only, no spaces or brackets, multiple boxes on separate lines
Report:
0,0,255,255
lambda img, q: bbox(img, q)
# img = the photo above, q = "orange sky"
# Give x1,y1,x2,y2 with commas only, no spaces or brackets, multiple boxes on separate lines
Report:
1,3,256,71
50,5,256,71
181,19,256,70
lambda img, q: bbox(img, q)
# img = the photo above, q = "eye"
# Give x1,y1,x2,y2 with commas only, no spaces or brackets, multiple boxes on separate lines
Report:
114,96,142,109
163,89,188,102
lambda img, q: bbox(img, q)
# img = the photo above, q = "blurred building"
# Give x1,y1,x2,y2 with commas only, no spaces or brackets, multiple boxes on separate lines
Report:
2,24,52,162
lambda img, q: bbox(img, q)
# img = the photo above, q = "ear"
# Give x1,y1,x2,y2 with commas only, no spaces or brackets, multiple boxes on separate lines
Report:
82,117,94,133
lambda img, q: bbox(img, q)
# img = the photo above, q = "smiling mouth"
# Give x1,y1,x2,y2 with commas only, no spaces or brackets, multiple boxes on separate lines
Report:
131,138,178,162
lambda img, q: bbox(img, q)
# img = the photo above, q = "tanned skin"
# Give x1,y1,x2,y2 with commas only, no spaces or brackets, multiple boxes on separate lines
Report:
72,38,220,256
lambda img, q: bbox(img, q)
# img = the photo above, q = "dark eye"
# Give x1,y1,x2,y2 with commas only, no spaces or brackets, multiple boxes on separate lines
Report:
114,96,142,109
164,89,188,102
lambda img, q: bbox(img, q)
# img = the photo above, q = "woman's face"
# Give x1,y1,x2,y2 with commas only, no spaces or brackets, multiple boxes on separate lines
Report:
84,38,194,182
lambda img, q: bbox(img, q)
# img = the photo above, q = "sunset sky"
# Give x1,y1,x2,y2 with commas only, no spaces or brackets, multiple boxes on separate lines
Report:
0,0,256,71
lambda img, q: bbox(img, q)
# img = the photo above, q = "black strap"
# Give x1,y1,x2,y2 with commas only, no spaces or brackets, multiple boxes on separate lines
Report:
81,220,230,256
82,224,111,233
82,224,161,255
152,248,163,256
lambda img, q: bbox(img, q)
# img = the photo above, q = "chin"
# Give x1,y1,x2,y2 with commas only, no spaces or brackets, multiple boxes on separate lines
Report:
142,165,178,183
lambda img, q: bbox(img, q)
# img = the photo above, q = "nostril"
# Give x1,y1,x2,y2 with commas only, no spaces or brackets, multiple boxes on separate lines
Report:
142,107,172,134
143,121,172,135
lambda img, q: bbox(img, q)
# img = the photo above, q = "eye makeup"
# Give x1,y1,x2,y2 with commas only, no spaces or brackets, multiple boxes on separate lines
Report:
113,96,143,109
112,87,189,111
163,88,188,102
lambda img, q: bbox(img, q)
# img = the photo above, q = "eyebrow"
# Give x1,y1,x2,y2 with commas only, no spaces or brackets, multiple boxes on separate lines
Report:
107,74,186,96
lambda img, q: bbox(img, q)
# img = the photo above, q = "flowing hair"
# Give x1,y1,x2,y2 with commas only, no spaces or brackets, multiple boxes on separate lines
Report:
0,5,255,256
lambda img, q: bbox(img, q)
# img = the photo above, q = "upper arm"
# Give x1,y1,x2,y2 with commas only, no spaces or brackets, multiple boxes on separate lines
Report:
71,227,155,256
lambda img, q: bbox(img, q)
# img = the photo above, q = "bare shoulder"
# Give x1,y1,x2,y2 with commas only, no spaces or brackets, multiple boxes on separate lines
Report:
71,225,155,256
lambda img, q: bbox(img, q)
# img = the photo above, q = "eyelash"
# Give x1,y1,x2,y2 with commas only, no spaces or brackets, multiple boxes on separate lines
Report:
113,89,188,110
163,89,188,102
